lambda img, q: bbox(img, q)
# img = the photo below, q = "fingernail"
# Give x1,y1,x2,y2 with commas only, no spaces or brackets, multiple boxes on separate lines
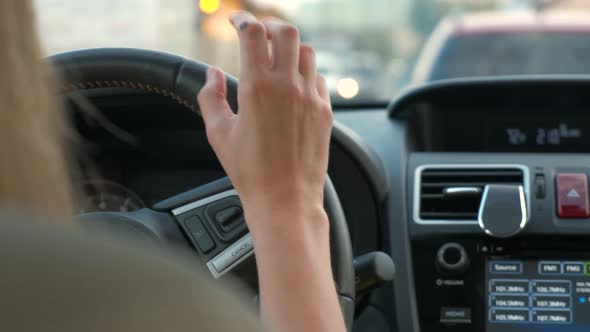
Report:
206,67,215,81
239,21,248,30
229,11,243,20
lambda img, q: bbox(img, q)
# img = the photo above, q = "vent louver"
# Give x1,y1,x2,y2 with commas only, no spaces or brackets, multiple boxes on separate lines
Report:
419,168,524,221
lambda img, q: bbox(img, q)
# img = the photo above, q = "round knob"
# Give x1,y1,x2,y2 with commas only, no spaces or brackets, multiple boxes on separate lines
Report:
478,184,528,238
436,243,470,275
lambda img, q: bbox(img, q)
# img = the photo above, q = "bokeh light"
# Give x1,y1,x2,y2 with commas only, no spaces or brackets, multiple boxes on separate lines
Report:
337,78,359,99
199,0,220,15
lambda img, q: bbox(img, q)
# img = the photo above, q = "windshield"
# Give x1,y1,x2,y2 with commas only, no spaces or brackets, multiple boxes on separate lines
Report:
430,33,590,81
34,0,590,104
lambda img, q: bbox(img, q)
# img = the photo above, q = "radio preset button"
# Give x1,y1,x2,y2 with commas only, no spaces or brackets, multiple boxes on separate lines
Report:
490,279,529,294
532,295,571,309
489,295,529,308
531,310,571,324
563,262,584,275
489,309,529,323
531,280,571,295
539,261,562,275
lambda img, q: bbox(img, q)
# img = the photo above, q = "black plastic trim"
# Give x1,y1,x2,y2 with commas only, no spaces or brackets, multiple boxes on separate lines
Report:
388,75,590,117
333,121,389,201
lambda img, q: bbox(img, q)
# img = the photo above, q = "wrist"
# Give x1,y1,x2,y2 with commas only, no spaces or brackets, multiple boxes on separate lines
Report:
239,184,324,212
246,203,334,282
243,200,329,247
244,199,327,229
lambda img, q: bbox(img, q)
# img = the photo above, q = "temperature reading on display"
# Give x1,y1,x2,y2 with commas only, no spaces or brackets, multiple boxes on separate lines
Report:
504,123,582,147
507,128,526,145
536,124,581,145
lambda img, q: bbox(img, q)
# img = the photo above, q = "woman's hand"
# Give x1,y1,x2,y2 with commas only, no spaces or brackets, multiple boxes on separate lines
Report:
197,11,332,228
197,11,345,332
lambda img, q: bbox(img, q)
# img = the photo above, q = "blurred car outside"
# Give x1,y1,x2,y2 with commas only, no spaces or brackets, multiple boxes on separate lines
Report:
411,10,590,85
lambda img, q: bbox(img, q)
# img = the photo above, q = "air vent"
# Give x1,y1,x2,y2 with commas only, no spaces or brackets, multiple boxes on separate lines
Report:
418,167,524,221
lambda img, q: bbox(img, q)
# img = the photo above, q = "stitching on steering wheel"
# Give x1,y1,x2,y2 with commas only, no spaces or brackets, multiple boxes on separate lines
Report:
60,81,196,113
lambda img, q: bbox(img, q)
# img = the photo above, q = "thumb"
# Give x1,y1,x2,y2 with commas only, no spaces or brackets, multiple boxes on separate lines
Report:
197,67,235,142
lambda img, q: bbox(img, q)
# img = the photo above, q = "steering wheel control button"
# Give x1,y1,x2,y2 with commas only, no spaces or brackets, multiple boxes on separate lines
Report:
215,206,244,232
556,173,590,218
436,243,470,275
206,197,248,242
207,234,254,278
478,184,528,238
440,307,471,324
185,216,215,253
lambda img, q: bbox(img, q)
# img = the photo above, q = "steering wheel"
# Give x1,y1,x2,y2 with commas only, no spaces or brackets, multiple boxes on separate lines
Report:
50,48,355,328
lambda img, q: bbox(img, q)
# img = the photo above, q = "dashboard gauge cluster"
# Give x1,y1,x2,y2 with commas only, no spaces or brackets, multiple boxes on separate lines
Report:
76,180,146,214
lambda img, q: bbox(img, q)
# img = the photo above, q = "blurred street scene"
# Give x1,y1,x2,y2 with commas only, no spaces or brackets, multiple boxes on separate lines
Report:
35,0,590,103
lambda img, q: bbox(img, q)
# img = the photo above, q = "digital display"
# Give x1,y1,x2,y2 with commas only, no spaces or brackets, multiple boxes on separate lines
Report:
493,122,586,150
486,259,590,331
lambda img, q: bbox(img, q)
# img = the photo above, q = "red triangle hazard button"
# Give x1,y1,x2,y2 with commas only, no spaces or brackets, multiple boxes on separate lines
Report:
567,189,581,198
556,173,590,218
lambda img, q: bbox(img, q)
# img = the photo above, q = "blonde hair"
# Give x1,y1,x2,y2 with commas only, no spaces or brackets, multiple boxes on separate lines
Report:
0,0,73,217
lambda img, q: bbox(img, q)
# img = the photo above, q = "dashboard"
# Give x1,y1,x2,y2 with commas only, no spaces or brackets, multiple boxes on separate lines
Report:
68,91,383,259
70,93,226,213
70,76,590,332
336,77,590,332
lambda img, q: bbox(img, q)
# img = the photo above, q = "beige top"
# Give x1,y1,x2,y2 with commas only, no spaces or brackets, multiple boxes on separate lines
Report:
0,211,260,332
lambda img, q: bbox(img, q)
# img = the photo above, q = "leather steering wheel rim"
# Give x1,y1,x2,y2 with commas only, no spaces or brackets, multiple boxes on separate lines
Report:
49,47,355,322
52,48,238,114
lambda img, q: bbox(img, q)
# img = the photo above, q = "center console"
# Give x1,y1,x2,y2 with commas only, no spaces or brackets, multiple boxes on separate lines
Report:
413,237,590,332
409,154,590,332
383,77,590,332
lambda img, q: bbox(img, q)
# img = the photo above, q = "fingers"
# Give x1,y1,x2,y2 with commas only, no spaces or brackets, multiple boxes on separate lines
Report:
228,11,325,102
197,67,236,144
299,43,316,86
316,75,330,103
262,17,300,73
229,11,269,75
230,12,308,80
